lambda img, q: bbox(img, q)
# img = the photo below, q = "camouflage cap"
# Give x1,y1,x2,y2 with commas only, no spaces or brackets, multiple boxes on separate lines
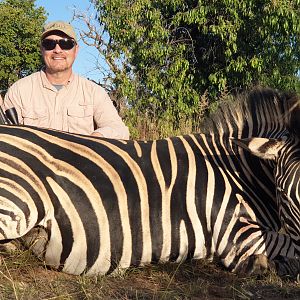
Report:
41,21,77,42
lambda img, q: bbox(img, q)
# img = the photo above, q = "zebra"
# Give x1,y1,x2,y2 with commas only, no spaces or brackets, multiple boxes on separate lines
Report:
0,87,299,278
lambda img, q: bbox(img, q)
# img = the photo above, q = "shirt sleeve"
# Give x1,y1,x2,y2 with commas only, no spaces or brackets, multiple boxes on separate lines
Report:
1,83,24,125
92,85,130,139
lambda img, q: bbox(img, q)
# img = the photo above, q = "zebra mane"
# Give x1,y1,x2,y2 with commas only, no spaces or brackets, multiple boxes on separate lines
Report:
202,87,300,138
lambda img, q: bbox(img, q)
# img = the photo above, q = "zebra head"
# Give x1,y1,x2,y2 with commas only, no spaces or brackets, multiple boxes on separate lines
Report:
233,135,300,251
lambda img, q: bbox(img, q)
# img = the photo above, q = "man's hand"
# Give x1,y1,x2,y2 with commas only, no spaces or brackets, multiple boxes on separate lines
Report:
91,131,103,137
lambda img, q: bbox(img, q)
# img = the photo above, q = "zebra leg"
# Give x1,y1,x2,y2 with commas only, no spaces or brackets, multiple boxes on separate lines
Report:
231,229,300,280
0,239,24,253
234,253,271,276
235,254,300,281
21,225,49,260
0,224,49,258
272,256,300,281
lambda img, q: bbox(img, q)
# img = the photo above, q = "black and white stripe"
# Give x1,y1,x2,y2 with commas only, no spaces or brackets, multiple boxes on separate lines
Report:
0,87,299,277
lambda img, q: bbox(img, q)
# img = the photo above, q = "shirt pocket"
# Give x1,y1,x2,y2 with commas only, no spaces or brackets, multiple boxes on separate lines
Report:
67,105,94,135
21,109,49,128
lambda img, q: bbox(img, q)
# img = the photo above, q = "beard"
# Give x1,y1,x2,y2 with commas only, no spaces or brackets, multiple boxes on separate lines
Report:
47,63,69,73
45,57,73,74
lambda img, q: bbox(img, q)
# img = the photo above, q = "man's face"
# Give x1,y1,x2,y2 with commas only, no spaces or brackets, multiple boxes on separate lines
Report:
41,32,79,74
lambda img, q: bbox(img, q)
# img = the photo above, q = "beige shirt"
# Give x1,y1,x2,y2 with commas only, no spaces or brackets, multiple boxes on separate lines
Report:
2,70,129,139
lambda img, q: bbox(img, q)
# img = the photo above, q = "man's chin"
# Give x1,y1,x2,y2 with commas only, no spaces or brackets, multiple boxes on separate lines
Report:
47,66,69,73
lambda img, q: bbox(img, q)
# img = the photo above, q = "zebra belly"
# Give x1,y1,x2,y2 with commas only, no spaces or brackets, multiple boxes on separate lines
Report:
41,218,209,276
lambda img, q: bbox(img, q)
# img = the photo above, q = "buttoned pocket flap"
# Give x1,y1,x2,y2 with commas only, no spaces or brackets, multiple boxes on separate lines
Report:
67,106,93,118
22,109,47,119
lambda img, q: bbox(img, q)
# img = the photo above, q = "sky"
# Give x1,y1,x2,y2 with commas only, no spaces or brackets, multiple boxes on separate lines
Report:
35,0,103,82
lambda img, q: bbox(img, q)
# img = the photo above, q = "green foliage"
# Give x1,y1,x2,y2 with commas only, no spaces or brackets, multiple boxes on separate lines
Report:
90,0,300,125
0,0,47,93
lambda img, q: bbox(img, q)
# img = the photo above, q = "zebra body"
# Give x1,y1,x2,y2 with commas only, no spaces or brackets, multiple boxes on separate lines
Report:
0,88,299,277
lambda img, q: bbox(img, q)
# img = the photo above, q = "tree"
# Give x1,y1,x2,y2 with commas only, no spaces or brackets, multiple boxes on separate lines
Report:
0,0,47,93
77,0,300,127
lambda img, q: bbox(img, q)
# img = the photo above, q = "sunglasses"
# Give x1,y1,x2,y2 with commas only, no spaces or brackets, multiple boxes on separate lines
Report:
41,38,76,51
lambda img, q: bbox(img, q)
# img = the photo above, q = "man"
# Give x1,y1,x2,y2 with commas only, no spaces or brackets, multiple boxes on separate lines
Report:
2,21,129,139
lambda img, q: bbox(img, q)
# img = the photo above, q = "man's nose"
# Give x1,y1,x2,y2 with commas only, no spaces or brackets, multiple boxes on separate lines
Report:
53,43,63,52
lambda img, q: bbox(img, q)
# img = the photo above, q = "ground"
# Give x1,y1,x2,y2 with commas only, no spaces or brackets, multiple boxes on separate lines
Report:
0,250,299,299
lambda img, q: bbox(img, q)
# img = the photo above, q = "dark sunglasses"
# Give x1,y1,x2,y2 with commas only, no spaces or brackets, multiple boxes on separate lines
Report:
41,38,76,51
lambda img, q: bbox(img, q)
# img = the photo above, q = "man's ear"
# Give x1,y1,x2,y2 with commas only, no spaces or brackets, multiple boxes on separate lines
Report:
232,137,286,160
74,44,79,58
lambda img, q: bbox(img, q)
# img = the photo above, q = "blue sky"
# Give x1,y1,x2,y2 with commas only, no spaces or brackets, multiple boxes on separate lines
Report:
35,0,103,82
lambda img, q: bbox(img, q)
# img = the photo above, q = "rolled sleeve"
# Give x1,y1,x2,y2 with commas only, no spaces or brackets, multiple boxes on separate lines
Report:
92,86,129,139
93,125,129,139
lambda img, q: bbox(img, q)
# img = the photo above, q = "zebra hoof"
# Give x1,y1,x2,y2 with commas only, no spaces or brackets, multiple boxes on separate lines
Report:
0,239,24,254
235,254,271,276
273,256,300,281
21,226,49,259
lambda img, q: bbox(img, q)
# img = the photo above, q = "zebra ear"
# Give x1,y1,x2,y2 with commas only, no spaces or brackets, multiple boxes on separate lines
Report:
232,137,286,160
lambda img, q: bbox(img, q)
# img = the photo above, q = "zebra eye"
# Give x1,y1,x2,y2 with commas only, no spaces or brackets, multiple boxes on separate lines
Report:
276,187,290,201
277,187,284,193
276,187,287,197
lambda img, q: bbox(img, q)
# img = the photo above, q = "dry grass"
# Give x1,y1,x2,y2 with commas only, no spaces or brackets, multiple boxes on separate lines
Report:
123,96,208,140
0,250,299,300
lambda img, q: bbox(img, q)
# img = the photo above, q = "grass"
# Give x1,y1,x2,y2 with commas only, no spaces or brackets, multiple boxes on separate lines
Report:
0,249,299,299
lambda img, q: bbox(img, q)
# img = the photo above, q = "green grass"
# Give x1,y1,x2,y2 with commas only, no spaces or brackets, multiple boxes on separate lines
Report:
0,250,299,299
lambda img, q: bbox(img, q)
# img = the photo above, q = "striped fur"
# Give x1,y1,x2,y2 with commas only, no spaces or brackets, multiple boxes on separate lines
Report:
0,88,299,276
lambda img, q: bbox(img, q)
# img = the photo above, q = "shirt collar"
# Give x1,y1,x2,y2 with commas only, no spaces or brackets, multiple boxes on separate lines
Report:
40,68,75,90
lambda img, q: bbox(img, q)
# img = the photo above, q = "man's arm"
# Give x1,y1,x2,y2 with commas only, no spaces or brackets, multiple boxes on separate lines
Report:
2,84,23,125
92,86,129,139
